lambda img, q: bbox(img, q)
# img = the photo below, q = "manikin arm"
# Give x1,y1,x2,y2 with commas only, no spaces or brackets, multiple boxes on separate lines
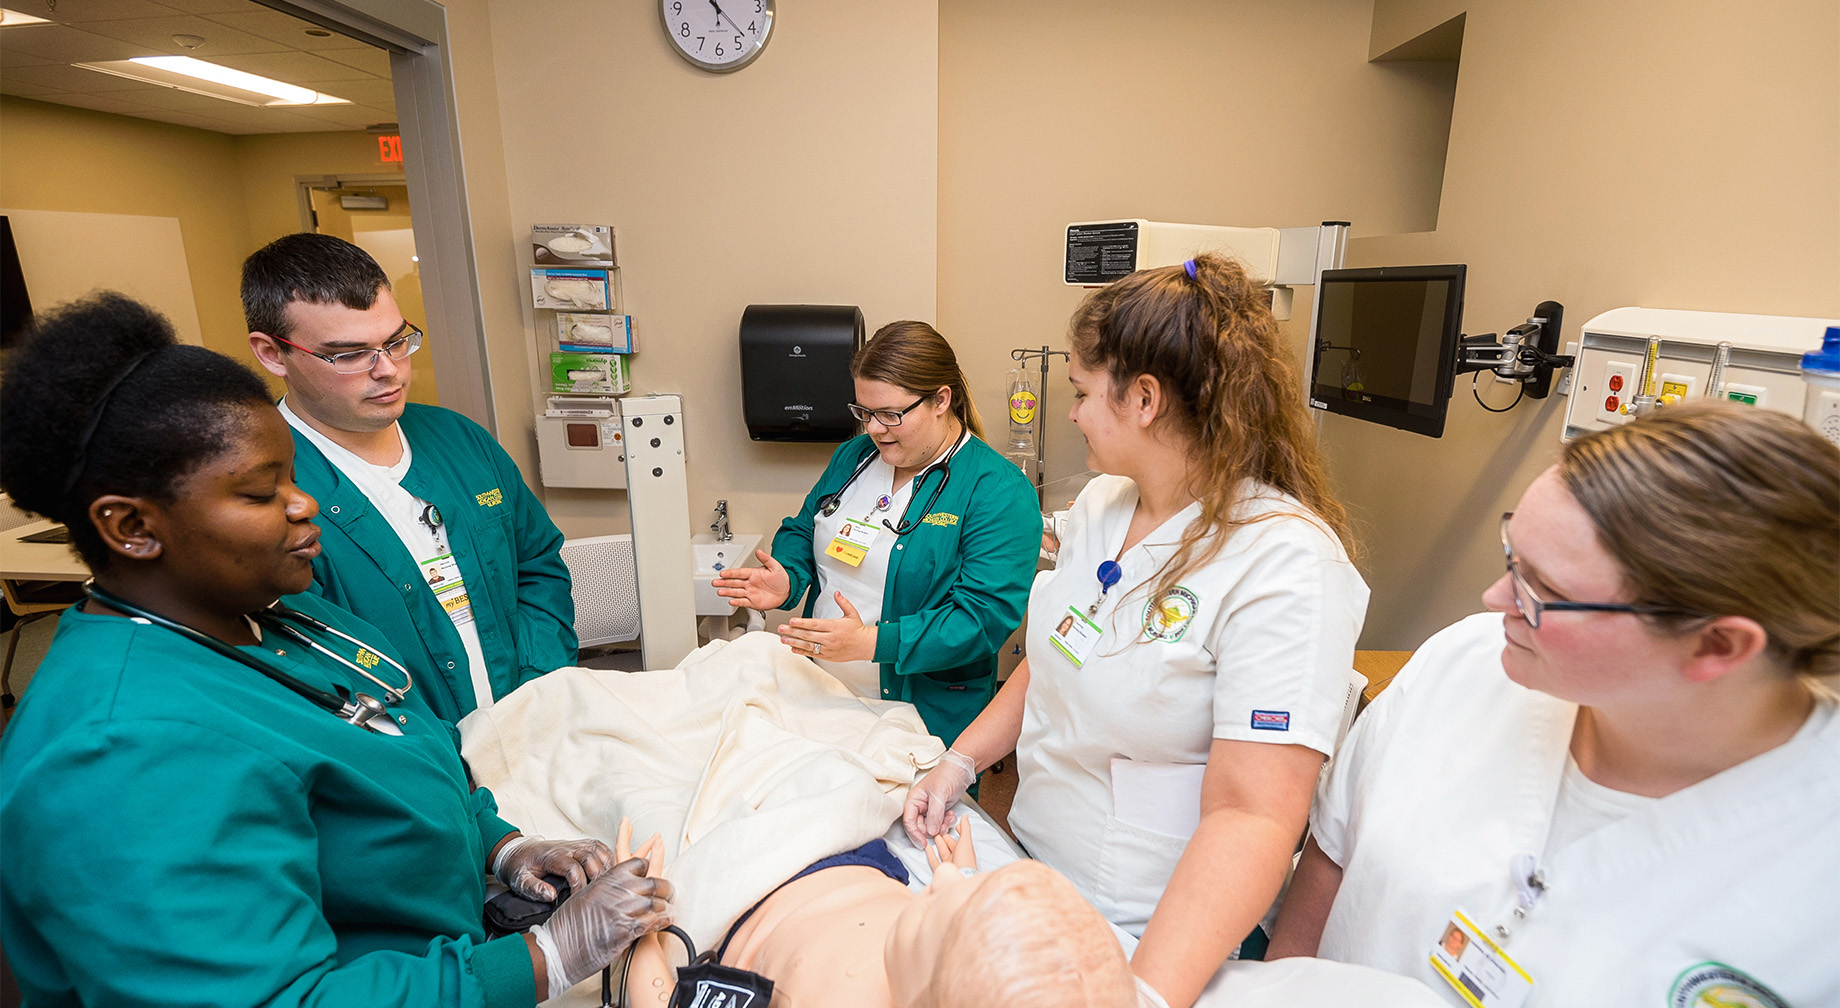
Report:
612,819,677,1008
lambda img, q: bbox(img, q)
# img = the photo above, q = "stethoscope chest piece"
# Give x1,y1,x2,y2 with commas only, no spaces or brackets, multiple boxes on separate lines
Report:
344,692,389,729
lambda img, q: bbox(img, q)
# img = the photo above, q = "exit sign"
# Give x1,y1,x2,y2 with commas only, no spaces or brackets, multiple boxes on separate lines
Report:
377,134,403,163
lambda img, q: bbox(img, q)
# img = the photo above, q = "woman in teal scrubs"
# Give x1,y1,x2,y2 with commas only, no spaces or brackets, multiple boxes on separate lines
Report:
0,294,671,1007
713,321,1041,747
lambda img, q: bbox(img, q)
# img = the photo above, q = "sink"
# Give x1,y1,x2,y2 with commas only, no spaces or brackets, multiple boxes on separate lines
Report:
690,532,762,616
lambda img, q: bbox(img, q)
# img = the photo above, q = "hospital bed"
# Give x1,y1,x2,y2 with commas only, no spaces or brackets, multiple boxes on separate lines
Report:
459,632,1439,1008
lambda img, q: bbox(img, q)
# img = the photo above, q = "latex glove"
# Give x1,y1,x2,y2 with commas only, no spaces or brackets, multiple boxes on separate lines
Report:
1135,976,1172,1008
529,856,674,999
902,748,976,848
493,835,615,902
713,548,791,611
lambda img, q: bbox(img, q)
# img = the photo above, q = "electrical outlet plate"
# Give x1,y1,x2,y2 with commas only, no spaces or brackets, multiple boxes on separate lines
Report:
1554,342,1579,395
1596,360,1636,423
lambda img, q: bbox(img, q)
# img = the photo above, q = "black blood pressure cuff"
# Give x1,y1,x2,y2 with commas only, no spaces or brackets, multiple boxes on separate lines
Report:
482,874,571,938
667,961,774,1008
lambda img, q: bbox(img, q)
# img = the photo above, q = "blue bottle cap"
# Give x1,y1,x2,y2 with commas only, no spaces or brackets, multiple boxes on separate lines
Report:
1801,326,1840,375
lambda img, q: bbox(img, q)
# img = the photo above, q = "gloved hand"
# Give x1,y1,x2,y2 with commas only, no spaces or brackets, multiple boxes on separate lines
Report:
493,835,615,902
529,856,674,999
902,748,977,848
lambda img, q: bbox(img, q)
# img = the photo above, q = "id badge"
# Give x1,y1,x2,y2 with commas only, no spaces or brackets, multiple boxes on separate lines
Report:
1048,605,1103,667
1429,910,1533,1008
825,518,880,568
421,552,475,627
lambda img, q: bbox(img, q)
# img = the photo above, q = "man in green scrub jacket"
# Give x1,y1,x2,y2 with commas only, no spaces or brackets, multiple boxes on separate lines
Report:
245,234,576,722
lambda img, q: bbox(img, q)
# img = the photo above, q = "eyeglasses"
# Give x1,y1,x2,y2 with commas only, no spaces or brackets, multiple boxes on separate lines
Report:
272,322,423,374
848,394,931,427
1499,512,1706,629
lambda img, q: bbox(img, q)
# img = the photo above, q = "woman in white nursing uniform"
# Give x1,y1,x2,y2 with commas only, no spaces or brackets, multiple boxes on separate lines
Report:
713,321,1040,748
1268,401,1840,1008
904,254,1369,1008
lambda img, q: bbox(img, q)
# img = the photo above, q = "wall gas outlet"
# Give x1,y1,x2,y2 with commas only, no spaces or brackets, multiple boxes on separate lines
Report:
1656,372,1698,404
1721,382,1767,407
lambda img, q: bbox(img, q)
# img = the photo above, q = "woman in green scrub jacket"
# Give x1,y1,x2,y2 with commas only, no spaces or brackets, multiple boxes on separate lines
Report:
714,321,1041,747
0,294,672,1008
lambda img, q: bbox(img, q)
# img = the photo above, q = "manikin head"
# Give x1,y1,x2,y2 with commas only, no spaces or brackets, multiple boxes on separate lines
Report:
885,859,1135,1008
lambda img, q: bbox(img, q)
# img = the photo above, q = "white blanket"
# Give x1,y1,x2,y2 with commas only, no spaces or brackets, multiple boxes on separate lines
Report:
459,631,945,950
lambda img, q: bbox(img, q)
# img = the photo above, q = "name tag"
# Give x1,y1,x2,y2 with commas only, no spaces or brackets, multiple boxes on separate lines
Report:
1429,911,1533,1008
1049,605,1103,667
421,552,475,627
825,518,880,568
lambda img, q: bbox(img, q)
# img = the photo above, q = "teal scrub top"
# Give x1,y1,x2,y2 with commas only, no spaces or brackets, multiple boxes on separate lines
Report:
773,433,1041,745
0,594,537,1008
291,403,577,722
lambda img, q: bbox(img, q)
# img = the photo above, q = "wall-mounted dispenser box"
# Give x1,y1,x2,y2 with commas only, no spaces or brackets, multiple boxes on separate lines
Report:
535,398,626,489
739,304,864,441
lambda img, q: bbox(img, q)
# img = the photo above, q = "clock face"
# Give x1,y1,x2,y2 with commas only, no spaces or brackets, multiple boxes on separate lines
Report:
660,0,775,73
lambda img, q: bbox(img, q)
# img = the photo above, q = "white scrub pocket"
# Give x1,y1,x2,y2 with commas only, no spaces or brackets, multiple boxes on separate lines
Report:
1094,813,1188,936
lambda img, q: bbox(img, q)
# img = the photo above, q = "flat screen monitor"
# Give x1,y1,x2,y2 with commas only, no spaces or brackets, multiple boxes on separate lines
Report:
1308,264,1466,438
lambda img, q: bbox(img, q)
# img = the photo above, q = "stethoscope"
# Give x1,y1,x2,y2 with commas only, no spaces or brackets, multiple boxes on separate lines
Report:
816,431,965,536
84,582,413,732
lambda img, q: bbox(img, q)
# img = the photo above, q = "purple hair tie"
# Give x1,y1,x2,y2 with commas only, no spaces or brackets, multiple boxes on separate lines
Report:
1183,259,1199,280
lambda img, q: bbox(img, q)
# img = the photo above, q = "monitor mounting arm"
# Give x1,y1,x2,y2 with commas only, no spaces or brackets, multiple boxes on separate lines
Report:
1454,300,1571,399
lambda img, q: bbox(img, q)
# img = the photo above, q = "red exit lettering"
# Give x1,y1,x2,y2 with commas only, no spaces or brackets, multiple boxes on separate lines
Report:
377,135,403,163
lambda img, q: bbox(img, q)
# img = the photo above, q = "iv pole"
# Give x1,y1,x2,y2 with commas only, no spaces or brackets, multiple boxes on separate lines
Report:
1009,345,1069,507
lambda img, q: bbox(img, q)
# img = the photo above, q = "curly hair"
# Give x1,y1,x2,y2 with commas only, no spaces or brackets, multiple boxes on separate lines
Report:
241,232,389,340
1559,401,1839,680
0,293,273,569
1068,252,1355,609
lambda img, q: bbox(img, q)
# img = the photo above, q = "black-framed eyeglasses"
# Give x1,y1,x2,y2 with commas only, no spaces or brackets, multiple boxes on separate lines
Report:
273,321,423,374
847,394,931,427
1499,512,1706,629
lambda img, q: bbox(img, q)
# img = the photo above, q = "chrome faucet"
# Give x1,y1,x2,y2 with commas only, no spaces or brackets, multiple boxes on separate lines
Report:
711,499,731,542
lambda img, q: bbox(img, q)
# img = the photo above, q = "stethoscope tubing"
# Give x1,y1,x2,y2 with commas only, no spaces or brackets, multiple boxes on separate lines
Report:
82,582,408,731
816,434,964,536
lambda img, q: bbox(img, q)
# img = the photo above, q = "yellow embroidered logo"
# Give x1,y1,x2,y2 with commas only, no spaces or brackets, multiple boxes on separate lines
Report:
922,512,959,527
355,649,381,669
475,488,504,507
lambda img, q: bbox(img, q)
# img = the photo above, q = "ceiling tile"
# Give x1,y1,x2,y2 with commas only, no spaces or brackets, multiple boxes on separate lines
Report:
3,60,158,90
25,0,174,24
77,15,288,56
203,9,369,51
0,23,146,62
315,45,387,76
23,90,162,115
212,48,378,85
139,0,267,16
0,78,61,95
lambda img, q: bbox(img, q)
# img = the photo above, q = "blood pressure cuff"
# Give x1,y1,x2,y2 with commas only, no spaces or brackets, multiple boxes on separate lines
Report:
668,962,774,1008
482,874,571,938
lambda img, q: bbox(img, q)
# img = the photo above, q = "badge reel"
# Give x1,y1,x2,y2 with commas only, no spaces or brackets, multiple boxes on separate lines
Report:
825,493,893,568
1051,560,1120,667
1427,856,1542,1008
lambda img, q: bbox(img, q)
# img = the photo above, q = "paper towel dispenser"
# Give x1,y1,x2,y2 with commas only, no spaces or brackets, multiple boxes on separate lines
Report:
740,304,864,441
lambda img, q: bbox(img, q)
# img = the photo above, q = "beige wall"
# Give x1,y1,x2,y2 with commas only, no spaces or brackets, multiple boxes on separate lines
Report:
938,0,1463,639
440,0,939,541
1,96,248,363
0,96,403,397
1327,0,1840,648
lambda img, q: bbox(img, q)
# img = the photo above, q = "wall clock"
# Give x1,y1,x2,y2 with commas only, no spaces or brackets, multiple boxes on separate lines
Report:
660,0,775,73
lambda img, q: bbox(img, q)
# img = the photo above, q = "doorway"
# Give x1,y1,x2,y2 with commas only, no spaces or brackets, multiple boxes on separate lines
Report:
298,174,438,406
